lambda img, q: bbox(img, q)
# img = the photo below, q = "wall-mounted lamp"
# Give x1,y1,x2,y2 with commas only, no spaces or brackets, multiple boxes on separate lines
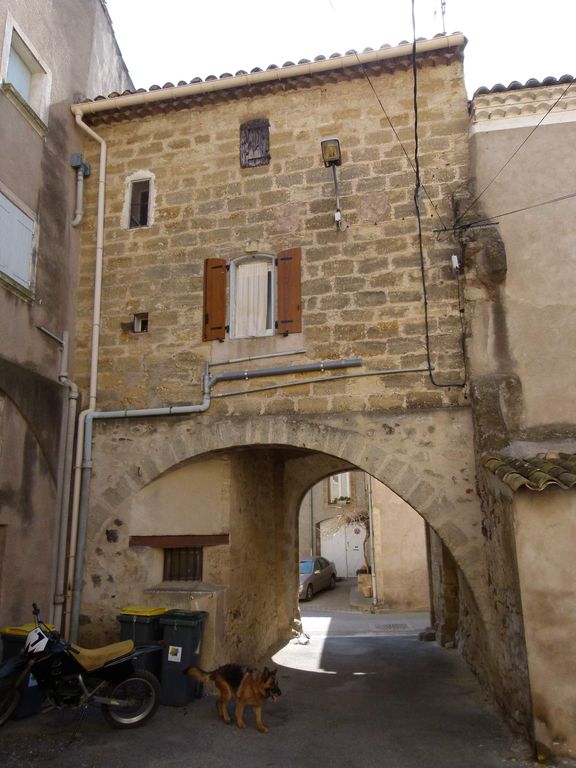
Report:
321,137,343,229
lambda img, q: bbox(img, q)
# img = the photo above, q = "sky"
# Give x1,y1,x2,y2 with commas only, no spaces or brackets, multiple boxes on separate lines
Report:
103,0,575,98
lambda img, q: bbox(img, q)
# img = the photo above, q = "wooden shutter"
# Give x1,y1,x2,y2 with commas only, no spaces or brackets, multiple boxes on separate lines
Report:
0,191,34,288
276,247,301,335
240,119,270,168
203,258,227,341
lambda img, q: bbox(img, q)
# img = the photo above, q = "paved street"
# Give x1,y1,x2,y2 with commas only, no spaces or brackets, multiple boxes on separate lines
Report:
0,581,554,768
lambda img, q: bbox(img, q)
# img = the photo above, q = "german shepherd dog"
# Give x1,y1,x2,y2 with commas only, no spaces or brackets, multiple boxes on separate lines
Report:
186,664,281,733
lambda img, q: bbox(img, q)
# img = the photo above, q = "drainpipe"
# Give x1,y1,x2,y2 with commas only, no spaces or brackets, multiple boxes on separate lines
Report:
36,327,79,630
70,154,91,227
69,368,212,642
209,358,362,386
52,331,79,630
366,474,378,607
69,35,465,121
64,115,107,638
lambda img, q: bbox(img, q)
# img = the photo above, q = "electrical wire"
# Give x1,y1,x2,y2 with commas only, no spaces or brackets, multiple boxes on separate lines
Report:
454,79,575,227
437,189,576,234
411,0,466,389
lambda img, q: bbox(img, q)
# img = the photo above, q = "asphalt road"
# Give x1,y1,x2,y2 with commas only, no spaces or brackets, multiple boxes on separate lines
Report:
0,581,553,768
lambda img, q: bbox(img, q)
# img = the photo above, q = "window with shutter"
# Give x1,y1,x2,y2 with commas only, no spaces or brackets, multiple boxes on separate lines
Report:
203,258,227,341
276,247,302,335
202,247,302,341
240,119,270,168
230,255,275,338
0,190,35,289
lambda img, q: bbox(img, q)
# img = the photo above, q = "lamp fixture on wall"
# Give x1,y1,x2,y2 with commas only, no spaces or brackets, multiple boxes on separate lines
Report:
321,137,342,229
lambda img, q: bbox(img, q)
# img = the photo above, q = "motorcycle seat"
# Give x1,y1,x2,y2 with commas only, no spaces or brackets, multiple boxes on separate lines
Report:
69,639,135,671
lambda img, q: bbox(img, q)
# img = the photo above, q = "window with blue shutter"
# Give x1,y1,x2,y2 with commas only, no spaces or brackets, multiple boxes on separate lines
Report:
0,191,35,289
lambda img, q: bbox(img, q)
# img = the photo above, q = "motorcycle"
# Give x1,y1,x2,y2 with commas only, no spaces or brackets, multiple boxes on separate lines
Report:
0,603,162,729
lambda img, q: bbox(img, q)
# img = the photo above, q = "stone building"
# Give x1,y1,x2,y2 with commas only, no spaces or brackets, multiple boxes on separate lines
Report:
0,0,131,627
466,77,576,758
66,30,576,758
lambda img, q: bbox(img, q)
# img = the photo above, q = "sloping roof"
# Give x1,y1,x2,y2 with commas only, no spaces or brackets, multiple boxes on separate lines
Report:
73,33,466,118
473,74,574,98
481,453,576,492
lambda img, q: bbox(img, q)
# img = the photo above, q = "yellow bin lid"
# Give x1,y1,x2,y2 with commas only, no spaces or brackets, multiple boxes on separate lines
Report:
120,606,167,617
0,623,55,636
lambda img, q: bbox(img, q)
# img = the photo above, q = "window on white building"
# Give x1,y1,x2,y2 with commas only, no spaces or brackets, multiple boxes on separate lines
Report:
329,472,351,503
0,190,35,289
1,20,51,126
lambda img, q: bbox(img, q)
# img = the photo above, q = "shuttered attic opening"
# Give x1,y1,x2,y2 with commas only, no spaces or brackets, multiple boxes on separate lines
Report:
240,119,270,168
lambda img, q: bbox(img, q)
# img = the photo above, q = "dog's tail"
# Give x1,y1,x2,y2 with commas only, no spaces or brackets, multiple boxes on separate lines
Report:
184,665,210,683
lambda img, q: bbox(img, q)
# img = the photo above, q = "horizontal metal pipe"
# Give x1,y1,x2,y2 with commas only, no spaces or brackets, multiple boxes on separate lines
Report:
210,358,362,386
208,348,307,367
211,366,431,399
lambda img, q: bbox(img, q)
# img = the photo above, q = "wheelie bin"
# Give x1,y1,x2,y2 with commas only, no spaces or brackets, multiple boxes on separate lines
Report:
116,606,167,679
0,623,52,719
158,609,208,706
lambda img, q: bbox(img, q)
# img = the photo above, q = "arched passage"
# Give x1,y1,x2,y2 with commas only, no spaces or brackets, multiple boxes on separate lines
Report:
78,407,488,666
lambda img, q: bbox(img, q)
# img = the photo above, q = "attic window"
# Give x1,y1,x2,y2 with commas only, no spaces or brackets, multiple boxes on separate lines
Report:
129,180,150,228
240,119,270,168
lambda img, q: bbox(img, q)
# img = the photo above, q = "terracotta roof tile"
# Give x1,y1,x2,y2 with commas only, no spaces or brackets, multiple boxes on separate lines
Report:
79,33,464,106
481,452,576,491
473,74,575,98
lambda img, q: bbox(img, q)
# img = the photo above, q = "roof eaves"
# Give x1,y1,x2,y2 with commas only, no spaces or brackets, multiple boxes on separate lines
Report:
71,32,466,117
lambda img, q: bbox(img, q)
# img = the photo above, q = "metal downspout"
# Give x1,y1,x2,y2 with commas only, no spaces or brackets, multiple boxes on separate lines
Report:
65,115,107,638
366,474,378,607
69,373,212,642
71,165,86,227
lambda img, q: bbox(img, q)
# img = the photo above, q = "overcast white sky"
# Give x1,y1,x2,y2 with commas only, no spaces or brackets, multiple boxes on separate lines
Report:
103,0,575,98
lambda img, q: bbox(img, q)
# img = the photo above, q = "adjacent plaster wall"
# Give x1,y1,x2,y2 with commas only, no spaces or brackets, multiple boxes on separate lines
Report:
514,490,576,757
372,482,429,611
468,88,576,433
0,0,131,625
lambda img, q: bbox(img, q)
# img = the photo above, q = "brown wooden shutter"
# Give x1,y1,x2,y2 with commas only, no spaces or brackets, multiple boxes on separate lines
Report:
203,258,227,341
276,247,302,335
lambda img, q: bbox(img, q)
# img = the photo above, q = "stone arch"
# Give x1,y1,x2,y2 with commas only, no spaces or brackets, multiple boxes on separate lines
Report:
89,407,485,613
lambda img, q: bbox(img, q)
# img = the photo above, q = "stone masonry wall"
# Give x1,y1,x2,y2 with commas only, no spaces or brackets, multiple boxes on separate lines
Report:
75,53,469,415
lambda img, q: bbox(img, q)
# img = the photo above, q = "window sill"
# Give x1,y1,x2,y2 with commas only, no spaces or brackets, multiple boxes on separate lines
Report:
1,82,47,136
0,271,34,302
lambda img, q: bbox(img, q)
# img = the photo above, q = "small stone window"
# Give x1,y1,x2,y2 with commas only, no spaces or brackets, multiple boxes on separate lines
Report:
164,547,203,581
240,119,270,168
132,312,149,333
123,171,155,230
129,180,150,228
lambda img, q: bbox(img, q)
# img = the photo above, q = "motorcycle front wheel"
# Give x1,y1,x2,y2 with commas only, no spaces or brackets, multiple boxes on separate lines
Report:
0,675,21,726
101,670,160,729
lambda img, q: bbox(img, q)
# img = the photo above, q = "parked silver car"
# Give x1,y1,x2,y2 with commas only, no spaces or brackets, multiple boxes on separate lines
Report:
299,557,337,601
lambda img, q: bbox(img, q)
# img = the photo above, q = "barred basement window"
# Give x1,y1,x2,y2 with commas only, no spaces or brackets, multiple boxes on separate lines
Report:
240,119,270,168
163,547,202,581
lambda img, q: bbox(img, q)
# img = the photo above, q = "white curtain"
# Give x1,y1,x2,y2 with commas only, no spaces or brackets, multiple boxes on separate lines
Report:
234,260,269,337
